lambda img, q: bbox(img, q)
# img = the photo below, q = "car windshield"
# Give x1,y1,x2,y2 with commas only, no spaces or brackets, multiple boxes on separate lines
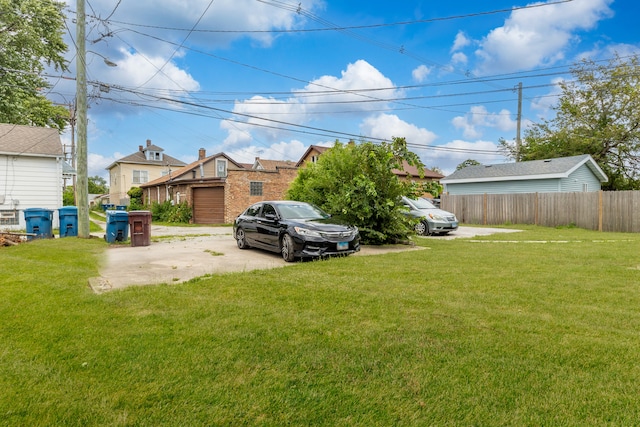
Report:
411,197,437,209
277,203,330,220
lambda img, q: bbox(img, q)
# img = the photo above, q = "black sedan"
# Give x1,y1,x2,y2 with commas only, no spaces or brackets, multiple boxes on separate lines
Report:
233,201,360,262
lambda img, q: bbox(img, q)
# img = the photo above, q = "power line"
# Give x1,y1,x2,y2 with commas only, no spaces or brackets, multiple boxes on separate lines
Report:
136,0,216,89
88,0,574,34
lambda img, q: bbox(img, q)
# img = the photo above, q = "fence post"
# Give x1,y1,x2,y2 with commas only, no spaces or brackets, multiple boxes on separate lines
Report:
483,193,487,225
598,190,603,232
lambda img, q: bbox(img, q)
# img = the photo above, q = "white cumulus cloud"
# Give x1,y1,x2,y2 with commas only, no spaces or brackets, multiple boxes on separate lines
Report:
360,113,437,145
452,106,517,139
451,31,471,52
474,0,614,75
412,65,432,82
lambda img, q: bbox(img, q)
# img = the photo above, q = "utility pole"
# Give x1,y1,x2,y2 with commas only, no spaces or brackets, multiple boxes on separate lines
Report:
76,0,89,238
515,82,522,162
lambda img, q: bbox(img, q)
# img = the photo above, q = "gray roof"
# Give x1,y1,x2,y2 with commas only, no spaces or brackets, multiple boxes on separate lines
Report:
442,154,608,184
106,147,187,170
0,123,63,157
63,161,76,176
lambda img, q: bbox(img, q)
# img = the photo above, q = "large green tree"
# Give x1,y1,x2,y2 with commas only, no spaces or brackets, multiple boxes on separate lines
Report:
88,175,108,194
500,55,640,190
0,0,69,130
287,137,441,244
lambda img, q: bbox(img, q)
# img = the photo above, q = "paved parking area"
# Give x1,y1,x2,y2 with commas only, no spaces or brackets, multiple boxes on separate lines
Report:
88,225,518,293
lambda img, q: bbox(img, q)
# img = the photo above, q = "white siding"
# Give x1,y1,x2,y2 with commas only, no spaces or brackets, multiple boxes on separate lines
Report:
0,155,63,230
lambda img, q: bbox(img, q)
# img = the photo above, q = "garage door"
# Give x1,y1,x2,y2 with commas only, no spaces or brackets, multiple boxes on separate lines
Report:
192,187,225,224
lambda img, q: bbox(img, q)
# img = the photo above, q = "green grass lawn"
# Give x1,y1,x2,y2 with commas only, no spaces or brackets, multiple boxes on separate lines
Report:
1,227,639,425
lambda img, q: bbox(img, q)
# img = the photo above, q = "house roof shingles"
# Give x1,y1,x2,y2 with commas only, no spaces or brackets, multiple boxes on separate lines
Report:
393,160,444,179
141,152,246,187
255,158,297,170
108,150,186,169
442,154,608,183
0,123,63,157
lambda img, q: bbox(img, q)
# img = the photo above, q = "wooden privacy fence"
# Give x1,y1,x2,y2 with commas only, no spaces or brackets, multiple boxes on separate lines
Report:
441,191,640,233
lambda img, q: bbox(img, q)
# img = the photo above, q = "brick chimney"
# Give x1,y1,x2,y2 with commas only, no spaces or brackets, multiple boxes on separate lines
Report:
139,145,143,151
146,139,152,147
198,148,206,160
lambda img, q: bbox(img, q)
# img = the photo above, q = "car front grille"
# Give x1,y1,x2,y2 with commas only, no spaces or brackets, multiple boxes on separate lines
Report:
319,230,356,240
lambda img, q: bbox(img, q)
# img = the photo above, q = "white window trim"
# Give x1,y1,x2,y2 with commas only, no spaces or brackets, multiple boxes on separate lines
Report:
216,159,228,178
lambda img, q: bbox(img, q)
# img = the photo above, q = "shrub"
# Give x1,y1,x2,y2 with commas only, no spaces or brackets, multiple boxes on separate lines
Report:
150,201,192,223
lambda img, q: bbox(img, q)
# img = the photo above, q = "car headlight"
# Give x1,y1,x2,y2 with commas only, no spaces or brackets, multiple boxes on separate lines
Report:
428,213,445,221
294,226,322,237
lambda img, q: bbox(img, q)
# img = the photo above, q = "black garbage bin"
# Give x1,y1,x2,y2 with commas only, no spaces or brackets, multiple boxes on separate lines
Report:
128,210,151,247
23,208,54,240
105,210,129,243
58,206,78,237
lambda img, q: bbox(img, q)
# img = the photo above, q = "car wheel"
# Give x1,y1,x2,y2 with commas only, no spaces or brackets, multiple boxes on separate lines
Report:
281,234,296,262
425,221,433,236
235,228,250,249
415,220,428,236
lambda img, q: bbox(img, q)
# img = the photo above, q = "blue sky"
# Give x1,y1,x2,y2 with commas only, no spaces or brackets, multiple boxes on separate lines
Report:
49,0,638,179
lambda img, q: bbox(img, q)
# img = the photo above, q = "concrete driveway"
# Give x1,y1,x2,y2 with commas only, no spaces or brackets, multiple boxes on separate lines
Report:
88,225,518,293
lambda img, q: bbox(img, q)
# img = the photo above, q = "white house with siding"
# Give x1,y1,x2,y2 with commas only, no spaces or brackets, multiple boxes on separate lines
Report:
441,154,608,195
0,123,66,230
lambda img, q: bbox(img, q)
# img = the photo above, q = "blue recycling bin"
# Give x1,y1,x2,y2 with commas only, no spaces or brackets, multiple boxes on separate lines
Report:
105,210,129,243
58,206,78,237
102,203,114,211
116,205,127,211
23,208,54,240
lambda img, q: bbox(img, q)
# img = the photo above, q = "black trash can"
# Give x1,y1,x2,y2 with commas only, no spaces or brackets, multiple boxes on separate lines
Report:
23,208,54,240
128,210,152,247
105,210,129,243
58,206,78,237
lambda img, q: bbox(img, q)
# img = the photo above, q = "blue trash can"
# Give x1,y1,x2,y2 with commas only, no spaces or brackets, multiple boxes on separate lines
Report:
58,206,78,237
105,210,129,243
116,205,127,211
102,203,114,211
23,208,54,240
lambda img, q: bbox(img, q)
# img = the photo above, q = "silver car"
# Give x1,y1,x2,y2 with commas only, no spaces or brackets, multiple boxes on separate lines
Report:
401,196,458,236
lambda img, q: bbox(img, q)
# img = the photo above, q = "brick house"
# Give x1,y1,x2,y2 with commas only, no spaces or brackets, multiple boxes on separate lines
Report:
140,149,298,224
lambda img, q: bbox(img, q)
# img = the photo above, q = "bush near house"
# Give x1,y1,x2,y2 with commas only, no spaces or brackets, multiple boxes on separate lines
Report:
127,187,145,210
150,201,192,223
287,137,439,245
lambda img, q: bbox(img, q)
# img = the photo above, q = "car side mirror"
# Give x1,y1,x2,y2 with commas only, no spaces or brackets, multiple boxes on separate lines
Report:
264,213,277,221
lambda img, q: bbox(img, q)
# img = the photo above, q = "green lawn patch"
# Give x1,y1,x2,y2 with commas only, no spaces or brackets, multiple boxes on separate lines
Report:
1,227,639,425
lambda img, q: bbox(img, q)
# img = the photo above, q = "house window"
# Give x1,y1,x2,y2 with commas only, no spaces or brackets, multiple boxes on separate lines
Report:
311,155,319,163
132,170,149,184
0,210,18,226
250,181,263,196
146,151,163,161
582,183,589,192
216,159,227,177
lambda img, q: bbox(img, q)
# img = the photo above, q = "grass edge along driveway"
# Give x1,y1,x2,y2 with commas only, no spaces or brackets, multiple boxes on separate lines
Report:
1,225,639,426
